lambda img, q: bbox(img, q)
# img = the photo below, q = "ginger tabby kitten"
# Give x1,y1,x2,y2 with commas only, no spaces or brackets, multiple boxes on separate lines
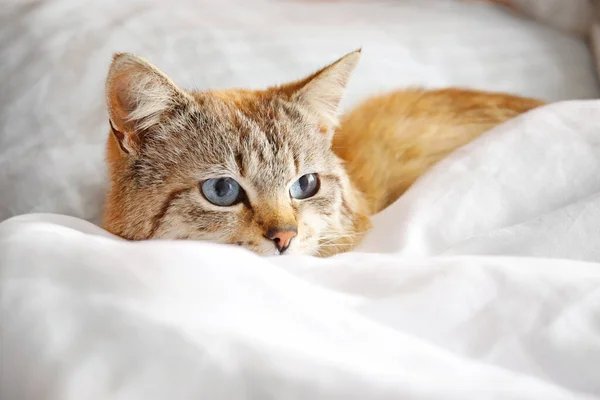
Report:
103,50,544,256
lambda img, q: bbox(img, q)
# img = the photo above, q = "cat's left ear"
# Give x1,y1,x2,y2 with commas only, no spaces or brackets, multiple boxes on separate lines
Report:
283,49,361,131
105,53,194,155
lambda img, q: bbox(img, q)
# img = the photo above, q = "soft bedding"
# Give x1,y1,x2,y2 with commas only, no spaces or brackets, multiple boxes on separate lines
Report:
2,101,600,399
495,0,600,80
3,1,600,399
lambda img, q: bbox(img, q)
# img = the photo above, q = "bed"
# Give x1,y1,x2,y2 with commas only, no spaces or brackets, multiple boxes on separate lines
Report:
1,1,600,399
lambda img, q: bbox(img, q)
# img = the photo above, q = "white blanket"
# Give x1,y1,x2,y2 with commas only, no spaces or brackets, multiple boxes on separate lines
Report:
2,101,600,400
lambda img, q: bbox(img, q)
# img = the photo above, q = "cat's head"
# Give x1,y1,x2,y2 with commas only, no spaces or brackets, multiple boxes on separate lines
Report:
103,51,370,256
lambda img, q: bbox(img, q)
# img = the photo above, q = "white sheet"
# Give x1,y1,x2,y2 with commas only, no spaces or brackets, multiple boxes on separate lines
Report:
1,0,598,224
2,101,600,399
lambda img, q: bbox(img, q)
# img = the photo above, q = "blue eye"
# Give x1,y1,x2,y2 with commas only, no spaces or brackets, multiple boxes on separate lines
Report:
201,177,242,206
290,173,320,200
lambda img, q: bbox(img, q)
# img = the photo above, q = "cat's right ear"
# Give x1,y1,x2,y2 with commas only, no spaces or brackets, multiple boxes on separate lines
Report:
105,53,193,155
280,50,361,131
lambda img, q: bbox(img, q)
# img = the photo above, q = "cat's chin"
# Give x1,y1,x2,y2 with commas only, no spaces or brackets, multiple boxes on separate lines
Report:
248,243,320,257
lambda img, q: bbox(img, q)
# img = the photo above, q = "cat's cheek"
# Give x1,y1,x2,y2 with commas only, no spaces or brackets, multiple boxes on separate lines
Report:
295,209,329,255
286,238,321,256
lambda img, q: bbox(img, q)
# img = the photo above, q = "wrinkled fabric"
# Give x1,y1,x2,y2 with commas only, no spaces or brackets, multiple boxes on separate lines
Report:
507,0,594,36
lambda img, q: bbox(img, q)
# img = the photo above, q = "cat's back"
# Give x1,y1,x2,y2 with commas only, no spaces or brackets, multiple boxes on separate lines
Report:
333,88,544,213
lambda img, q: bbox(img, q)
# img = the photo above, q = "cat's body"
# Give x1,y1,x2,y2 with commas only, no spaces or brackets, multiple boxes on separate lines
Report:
103,51,544,256
334,88,544,214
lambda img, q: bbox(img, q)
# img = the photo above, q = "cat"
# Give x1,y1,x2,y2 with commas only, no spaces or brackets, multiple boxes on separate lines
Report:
334,87,544,215
103,50,544,257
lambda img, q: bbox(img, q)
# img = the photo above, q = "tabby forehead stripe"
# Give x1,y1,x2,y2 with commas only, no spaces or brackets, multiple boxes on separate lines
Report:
292,151,300,175
235,152,245,177
148,187,190,238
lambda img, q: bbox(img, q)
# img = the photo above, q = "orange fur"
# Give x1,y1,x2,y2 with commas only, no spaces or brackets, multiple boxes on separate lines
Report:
103,51,370,256
333,88,545,214
103,51,544,256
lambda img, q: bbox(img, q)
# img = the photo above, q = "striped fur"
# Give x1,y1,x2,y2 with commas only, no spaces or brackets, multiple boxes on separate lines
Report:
103,51,543,257
104,51,370,256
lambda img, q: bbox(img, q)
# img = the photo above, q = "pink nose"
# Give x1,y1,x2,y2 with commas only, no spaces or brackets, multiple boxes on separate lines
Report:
265,227,298,254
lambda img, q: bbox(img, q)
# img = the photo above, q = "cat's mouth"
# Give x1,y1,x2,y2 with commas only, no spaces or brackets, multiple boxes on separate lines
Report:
234,234,320,257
